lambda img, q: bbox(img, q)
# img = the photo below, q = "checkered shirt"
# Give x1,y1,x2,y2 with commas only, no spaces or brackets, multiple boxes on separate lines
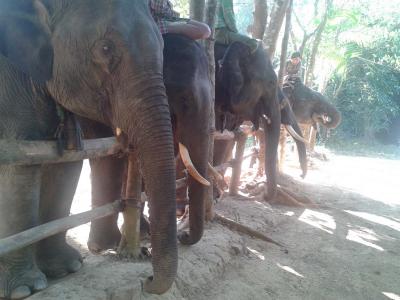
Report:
149,0,180,34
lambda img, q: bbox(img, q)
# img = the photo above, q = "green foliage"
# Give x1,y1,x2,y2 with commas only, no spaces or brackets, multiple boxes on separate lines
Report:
233,0,253,34
170,0,189,17
325,28,400,142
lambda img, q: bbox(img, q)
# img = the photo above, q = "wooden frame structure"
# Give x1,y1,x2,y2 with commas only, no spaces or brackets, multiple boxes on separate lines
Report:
0,130,254,257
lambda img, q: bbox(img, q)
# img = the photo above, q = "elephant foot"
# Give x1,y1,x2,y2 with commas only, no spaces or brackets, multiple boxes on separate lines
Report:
88,221,121,254
0,252,47,299
37,240,82,279
117,245,151,261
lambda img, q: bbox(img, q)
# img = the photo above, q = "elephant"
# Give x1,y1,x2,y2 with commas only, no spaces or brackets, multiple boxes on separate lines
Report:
87,33,213,251
214,41,308,200
280,77,341,160
282,77,341,130
0,0,178,298
163,34,212,245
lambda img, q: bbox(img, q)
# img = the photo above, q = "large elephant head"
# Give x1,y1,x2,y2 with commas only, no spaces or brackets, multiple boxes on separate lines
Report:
163,34,212,246
283,77,342,129
215,42,281,199
1,0,177,294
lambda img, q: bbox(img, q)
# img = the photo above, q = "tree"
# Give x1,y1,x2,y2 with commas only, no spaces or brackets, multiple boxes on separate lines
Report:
252,0,268,39
263,0,290,58
190,0,205,21
278,0,293,87
305,0,332,86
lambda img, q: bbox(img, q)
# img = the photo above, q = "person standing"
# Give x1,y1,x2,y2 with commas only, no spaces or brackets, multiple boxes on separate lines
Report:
215,0,259,52
149,0,211,40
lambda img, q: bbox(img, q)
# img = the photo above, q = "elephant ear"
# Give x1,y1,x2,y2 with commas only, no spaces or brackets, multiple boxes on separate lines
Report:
219,42,250,106
0,0,53,82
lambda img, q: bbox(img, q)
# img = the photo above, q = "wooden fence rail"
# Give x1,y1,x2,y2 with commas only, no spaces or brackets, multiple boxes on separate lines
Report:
0,130,252,257
0,137,120,166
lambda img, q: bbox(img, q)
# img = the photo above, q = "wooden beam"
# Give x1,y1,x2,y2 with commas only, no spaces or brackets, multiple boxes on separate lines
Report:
213,130,235,141
0,137,121,166
0,201,123,257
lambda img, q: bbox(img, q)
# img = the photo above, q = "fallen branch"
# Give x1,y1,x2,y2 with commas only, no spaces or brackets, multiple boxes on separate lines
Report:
214,213,284,248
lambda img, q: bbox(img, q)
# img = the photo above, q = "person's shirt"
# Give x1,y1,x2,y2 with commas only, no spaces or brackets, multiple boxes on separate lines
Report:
149,0,180,34
216,0,238,32
285,60,303,78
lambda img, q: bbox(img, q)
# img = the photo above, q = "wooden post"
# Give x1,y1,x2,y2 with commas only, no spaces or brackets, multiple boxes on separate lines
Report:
0,201,122,257
205,0,218,221
229,130,247,196
118,154,142,259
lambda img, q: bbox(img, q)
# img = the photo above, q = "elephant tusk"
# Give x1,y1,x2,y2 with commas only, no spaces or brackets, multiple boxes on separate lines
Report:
208,163,224,181
116,127,122,136
262,114,272,125
285,125,309,145
179,143,210,186
323,114,332,123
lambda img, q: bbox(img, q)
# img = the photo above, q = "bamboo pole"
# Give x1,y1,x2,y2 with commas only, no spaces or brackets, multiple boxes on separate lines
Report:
118,154,143,258
0,137,120,166
229,130,247,195
0,201,123,257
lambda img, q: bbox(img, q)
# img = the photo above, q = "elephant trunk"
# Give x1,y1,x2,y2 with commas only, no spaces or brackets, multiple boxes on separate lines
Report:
119,79,177,294
325,106,341,129
263,92,281,200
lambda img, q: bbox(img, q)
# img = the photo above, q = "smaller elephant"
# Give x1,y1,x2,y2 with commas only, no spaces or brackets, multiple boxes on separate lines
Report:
283,77,341,130
279,77,341,167
214,41,308,197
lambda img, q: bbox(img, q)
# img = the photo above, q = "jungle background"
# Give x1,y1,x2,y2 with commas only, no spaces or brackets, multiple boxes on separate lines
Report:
173,0,400,157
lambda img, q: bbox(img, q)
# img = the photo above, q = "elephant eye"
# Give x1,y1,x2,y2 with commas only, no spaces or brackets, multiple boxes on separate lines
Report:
100,40,114,56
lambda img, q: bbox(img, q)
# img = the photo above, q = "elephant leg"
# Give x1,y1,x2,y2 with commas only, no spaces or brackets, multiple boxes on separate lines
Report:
0,166,47,299
37,161,83,279
87,156,125,253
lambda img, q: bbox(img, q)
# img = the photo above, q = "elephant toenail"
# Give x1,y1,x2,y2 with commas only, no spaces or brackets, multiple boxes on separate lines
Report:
34,278,48,291
68,260,82,273
11,286,31,299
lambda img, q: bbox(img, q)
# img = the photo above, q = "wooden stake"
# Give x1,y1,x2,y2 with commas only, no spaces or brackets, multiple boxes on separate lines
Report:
214,213,284,248
0,201,123,257
229,130,247,196
118,154,143,259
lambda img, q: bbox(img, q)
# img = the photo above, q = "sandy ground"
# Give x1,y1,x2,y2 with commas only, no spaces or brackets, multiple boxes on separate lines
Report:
29,146,400,300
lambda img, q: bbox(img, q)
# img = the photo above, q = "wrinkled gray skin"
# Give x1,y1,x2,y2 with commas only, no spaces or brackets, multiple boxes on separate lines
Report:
283,77,341,130
87,34,212,250
215,42,307,199
0,0,177,298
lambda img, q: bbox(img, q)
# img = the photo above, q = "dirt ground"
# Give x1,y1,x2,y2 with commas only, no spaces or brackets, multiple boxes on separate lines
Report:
29,146,400,300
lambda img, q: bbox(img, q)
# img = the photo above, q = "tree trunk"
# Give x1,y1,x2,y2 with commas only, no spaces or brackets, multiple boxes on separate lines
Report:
278,0,293,87
205,0,218,221
252,0,268,40
263,0,290,58
190,0,205,21
305,0,332,86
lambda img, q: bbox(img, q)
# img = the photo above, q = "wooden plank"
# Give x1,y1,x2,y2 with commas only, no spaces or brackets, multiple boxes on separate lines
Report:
0,137,120,166
0,201,123,257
